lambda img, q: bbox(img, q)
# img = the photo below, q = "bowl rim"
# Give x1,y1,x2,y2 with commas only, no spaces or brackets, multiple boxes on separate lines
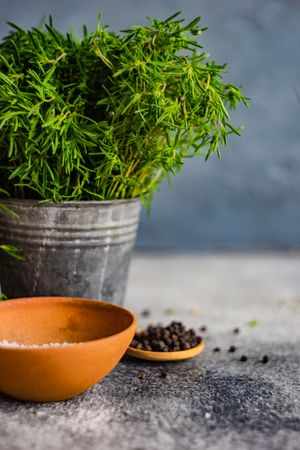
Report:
0,296,137,351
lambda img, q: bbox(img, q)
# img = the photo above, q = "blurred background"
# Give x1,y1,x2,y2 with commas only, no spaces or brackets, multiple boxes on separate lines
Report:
1,0,299,250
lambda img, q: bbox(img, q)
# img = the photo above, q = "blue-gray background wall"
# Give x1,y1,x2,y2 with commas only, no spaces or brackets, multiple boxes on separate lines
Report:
1,0,299,249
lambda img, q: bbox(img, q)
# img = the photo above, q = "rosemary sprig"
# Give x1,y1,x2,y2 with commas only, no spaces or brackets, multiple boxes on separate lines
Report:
0,196,24,263
0,12,248,206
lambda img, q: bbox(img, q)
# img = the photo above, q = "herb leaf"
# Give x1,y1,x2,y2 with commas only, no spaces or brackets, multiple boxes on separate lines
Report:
0,13,248,207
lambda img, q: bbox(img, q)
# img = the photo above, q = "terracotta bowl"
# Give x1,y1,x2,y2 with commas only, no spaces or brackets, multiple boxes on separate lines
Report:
0,297,136,402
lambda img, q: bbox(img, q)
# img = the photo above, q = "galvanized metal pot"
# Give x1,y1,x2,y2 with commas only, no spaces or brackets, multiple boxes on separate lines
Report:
0,199,140,304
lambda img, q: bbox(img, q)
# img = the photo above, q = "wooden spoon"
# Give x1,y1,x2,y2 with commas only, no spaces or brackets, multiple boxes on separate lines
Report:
127,339,205,362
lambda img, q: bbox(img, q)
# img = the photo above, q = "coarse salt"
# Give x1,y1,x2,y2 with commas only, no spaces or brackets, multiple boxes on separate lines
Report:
0,340,75,348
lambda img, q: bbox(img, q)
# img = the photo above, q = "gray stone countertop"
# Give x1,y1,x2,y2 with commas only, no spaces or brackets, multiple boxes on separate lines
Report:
0,253,299,450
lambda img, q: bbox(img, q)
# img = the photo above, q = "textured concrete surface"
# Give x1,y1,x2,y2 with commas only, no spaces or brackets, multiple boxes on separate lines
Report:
0,253,299,450
1,0,300,249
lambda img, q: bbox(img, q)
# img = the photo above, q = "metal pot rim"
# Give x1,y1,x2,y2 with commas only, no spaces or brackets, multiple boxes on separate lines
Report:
0,197,140,207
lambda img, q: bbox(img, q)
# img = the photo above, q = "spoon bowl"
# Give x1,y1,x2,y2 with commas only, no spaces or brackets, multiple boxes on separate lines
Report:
127,339,205,362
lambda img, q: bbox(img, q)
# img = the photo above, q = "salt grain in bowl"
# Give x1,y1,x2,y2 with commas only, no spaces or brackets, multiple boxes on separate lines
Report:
0,340,75,348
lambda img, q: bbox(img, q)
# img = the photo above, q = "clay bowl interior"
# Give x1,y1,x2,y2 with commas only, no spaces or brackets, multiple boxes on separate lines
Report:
0,297,136,402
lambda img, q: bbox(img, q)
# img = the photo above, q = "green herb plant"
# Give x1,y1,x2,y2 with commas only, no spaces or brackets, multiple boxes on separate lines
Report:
0,197,24,300
0,190,23,258
0,12,247,206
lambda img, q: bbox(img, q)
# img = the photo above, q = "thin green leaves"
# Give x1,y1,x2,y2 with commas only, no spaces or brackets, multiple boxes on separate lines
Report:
0,13,248,206
0,201,23,261
0,244,24,260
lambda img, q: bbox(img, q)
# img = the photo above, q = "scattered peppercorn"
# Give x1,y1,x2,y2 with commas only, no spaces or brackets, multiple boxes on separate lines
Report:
138,372,146,380
228,345,236,353
200,326,207,332
160,372,167,379
233,328,240,334
261,355,269,364
130,321,202,352
240,355,248,362
141,308,151,318
213,347,221,353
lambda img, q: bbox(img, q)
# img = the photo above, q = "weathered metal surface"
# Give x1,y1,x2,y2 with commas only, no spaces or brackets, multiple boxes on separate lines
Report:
0,199,140,304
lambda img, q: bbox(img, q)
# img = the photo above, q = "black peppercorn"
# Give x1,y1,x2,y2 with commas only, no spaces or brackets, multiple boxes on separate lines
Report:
228,345,236,353
141,309,151,318
130,321,202,352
